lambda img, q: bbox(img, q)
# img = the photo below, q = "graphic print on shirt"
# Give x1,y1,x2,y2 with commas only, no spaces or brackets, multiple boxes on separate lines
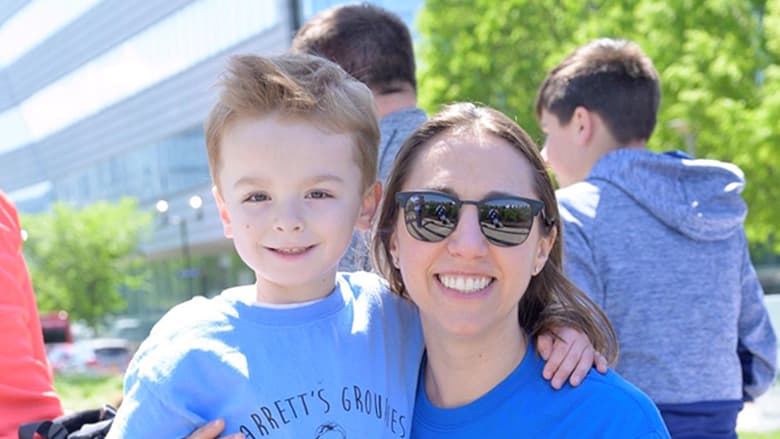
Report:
237,383,409,438
314,422,346,438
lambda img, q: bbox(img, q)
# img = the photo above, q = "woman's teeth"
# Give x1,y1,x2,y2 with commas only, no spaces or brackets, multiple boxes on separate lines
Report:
438,275,492,293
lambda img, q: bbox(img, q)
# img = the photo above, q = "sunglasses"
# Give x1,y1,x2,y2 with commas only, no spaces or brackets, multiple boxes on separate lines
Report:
395,191,550,247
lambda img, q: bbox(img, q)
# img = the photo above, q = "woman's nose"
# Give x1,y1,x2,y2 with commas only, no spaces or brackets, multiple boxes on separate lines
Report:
446,206,488,258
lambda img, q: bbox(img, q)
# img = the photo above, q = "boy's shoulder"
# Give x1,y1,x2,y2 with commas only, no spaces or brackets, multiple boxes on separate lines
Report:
337,271,420,328
556,181,603,227
127,288,247,375
149,288,245,337
339,271,400,298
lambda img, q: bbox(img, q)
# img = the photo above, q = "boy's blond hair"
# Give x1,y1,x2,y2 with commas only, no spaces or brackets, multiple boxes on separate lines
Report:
205,53,380,192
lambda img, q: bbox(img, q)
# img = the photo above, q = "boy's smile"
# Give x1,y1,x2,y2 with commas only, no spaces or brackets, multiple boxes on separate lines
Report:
213,114,376,304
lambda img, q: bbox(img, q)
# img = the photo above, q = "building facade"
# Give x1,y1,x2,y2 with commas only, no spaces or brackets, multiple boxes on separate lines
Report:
0,0,421,316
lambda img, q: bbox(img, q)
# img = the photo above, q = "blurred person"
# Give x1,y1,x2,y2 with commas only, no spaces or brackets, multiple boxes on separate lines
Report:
370,102,670,437
291,3,427,272
0,191,63,438
536,38,777,438
110,53,601,438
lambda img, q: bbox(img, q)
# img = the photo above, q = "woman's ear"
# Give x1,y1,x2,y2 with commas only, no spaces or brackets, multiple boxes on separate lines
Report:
356,181,382,231
212,186,233,238
389,228,400,269
533,224,557,276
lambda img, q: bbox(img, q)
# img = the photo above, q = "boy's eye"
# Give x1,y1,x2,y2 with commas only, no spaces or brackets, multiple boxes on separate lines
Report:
307,190,332,199
244,193,269,202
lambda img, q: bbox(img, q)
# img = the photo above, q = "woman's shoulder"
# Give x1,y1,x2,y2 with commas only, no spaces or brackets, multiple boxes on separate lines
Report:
574,369,670,437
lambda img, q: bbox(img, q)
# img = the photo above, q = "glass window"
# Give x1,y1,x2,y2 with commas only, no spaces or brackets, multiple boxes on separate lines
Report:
0,0,279,154
0,0,102,67
53,127,209,205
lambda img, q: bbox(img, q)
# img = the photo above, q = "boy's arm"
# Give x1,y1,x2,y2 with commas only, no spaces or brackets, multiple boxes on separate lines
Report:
736,232,777,400
536,328,608,389
107,352,201,438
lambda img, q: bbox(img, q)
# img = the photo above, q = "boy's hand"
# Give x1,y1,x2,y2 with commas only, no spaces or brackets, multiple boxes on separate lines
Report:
537,327,608,389
187,419,245,439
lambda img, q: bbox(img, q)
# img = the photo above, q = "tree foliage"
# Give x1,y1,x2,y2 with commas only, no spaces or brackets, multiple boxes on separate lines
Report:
21,198,152,332
417,0,779,257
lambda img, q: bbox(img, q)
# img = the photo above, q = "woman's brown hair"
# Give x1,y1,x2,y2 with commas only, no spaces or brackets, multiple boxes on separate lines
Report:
371,102,618,363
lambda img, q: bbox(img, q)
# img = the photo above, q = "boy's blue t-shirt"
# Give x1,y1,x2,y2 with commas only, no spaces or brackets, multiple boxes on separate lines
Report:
411,340,670,438
108,272,424,438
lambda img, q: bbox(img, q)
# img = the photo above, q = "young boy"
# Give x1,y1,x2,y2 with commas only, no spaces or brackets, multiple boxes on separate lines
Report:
536,38,777,438
110,53,598,438
109,53,420,438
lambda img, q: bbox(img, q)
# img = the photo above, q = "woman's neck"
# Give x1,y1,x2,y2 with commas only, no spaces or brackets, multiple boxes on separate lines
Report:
421,318,528,408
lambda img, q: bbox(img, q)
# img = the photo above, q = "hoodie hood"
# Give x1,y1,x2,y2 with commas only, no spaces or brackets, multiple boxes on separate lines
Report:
587,148,746,241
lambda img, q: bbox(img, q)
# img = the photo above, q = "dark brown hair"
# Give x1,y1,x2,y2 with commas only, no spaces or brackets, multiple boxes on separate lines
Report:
372,102,618,363
204,53,379,192
291,3,416,94
535,38,660,145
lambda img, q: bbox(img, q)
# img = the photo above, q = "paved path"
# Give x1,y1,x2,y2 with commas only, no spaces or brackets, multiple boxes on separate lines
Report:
738,294,780,433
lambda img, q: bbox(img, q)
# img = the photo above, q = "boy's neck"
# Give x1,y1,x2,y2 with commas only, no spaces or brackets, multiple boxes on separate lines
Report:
584,133,647,175
372,82,417,118
253,272,338,305
420,318,527,408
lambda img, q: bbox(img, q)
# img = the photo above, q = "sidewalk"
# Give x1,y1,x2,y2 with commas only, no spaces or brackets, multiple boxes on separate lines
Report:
737,294,780,433
737,383,780,433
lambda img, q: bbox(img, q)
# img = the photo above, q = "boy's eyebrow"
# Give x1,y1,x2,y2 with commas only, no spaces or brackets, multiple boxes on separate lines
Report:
303,174,346,185
234,176,270,188
233,174,346,188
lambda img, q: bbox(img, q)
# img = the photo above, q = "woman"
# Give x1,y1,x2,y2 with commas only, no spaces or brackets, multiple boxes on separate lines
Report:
371,103,670,438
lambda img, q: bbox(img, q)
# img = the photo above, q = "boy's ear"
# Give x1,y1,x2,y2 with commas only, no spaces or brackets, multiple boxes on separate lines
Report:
355,181,382,231
572,106,594,146
212,185,233,238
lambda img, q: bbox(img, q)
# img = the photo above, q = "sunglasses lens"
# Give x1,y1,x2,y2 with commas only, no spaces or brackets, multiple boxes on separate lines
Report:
478,199,534,247
403,193,458,242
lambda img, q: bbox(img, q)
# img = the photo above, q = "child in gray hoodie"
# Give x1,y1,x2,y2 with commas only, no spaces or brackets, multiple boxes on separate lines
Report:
535,38,777,439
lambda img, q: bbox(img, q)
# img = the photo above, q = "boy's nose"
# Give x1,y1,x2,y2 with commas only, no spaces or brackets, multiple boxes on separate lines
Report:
446,206,488,259
273,202,305,232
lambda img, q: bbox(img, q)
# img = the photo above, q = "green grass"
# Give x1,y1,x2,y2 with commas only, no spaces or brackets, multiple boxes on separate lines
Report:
741,433,780,439
53,373,124,412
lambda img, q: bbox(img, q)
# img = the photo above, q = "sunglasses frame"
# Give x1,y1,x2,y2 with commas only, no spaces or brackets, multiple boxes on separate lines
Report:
395,190,549,247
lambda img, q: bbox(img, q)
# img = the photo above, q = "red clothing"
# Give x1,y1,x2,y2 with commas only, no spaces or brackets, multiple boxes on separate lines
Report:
0,192,63,438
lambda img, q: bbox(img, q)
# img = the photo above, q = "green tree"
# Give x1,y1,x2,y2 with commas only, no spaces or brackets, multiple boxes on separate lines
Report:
417,0,779,254
21,198,152,332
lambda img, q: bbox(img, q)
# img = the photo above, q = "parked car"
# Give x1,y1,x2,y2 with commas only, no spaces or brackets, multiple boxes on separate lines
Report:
40,311,73,345
758,266,780,295
47,338,133,376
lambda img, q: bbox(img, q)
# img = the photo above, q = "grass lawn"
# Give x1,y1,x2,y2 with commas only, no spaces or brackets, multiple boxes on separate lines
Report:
741,433,780,439
53,373,124,412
